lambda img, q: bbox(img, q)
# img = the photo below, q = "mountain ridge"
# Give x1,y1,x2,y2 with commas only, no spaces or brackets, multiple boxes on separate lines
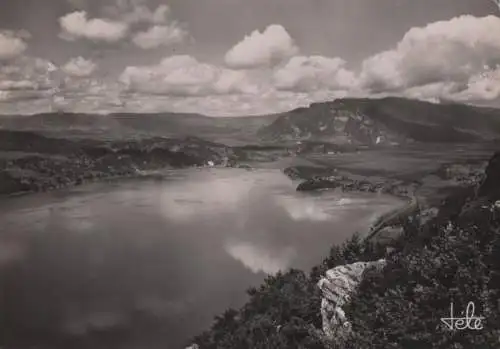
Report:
258,97,500,145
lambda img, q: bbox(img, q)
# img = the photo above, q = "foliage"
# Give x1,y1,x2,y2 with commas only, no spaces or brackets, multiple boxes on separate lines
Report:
191,234,383,349
192,153,500,349
345,202,500,348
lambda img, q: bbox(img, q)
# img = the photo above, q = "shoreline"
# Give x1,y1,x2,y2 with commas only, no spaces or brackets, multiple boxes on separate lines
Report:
189,151,500,349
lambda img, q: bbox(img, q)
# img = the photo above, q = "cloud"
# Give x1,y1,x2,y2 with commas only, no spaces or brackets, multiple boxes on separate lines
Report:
59,11,128,42
0,31,28,60
358,15,500,92
150,4,170,24
452,67,500,102
60,4,188,49
0,80,38,91
121,4,170,24
4,14,500,116
224,24,298,69
61,57,97,77
125,4,189,49
0,57,61,106
273,56,357,92
101,1,172,26
132,24,188,49
0,57,58,90
120,55,263,96
0,57,100,108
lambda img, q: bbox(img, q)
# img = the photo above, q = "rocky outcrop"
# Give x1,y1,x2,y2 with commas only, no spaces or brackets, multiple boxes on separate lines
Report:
317,259,386,342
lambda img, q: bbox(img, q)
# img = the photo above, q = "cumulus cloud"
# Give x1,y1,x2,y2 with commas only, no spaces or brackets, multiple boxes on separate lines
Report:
132,24,187,49
273,56,357,92
60,4,188,49
4,14,500,116
59,11,128,42
453,67,500,102
101,1,173,27
120,55,262,96
61,57,97,77
121,4,170,24
0,54,123,113
0,31,28,60
0,57,62,107
224,24,298,69
358,15,500,92
126,4,189,49
0,57,58,91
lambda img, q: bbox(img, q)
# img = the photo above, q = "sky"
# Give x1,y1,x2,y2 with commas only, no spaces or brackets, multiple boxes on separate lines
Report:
0,0,499,115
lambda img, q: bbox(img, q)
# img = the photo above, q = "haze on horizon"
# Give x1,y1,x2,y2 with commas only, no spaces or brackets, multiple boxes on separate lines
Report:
0,0,499,116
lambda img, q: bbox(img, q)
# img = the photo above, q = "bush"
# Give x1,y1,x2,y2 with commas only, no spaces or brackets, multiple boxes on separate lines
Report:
191,234,385,349
191,152,500,349
345,201,500,348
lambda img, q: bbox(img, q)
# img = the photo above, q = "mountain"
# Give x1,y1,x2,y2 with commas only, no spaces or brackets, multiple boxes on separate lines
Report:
258,97,500,145
2,97,500,146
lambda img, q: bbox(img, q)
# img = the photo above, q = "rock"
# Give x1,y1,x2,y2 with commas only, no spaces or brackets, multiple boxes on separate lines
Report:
317,259,386,342
419,207,439,225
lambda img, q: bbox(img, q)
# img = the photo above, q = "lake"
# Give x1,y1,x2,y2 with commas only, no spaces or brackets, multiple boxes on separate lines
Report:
0,168,404,349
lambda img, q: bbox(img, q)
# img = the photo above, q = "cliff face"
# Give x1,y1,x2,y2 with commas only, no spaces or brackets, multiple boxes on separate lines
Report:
258,97,500,145
317,260,386,343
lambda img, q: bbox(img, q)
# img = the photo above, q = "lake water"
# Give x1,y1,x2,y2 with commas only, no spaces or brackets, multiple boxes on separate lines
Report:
0,168,404,349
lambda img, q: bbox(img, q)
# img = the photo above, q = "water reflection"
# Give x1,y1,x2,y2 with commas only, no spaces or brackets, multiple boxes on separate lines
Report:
0,168,403,349
224,239,296,274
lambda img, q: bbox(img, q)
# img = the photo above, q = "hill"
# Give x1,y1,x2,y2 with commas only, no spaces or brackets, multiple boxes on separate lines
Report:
0,112,274,145
2,97,500,146
258,97,500,145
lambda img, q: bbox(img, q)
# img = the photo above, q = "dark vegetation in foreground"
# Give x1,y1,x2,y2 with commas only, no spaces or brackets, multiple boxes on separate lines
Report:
191,152,500,349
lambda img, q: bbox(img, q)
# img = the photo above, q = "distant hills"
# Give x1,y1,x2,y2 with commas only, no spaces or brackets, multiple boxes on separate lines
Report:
0,111,274,145
1,97,499,145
